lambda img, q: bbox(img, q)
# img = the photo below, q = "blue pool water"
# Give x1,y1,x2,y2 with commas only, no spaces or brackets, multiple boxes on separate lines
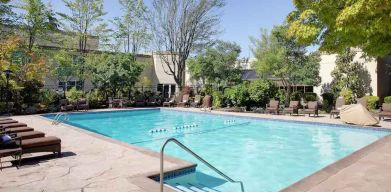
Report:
44,109,389,192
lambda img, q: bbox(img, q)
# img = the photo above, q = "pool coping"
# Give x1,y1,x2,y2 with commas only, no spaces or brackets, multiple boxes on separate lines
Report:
39,107,391,192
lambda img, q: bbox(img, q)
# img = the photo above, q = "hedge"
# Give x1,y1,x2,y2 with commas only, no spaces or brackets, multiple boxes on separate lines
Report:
363,96,379,110
384,96,391,103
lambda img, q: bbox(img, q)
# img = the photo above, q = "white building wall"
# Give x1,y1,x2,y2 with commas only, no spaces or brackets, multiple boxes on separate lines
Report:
314,52,378,96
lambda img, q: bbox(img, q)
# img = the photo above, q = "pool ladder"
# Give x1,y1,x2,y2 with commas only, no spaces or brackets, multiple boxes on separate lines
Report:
160,138,245,192
52,112,69,125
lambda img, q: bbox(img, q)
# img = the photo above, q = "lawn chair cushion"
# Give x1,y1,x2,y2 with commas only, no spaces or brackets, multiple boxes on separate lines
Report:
1,123,27,129
5,127,34,133
0,120,18,124
16,131,45,140
21,136,61,148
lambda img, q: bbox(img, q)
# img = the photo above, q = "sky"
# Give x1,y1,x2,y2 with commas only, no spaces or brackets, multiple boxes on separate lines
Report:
44,0,295,57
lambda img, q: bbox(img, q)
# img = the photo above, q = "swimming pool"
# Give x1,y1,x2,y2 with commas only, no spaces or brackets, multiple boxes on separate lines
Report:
44,109,389,192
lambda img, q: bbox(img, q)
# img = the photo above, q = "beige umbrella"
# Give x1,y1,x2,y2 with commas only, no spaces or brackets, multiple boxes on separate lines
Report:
340,104,379,126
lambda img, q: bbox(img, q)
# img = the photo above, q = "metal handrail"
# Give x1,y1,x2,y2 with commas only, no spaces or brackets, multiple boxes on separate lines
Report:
52,112,69,125
160,138,244,192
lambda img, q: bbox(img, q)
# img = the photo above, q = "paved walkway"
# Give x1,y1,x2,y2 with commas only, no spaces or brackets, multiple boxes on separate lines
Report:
1,108,391,192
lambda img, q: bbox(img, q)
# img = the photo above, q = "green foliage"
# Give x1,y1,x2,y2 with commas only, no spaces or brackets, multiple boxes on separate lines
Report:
86,90,104,109
19,80,44,104
188,41,242,88
201,84,213,96
65,87,84,103
212,91,223,108
251,25,321,104
331,49,372,98
364,96,379,110
40,89,60,106
288,0,391,57
224,83,250,107
248,80,278,107
86,53,144,97
384,96,391,104
303,92,317,102
322,93,335,113
290,91,302,101
340,88,354,104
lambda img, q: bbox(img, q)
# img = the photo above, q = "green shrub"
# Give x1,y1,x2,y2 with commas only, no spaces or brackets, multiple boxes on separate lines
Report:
248,80,278,107
212,91,224,108
322,92,335,112
224,83,250,107
340,88,354,104
86,90,104,109
384,96,391,103
66,87,85,103
364,96,379,110
290,91,302,101
303,92,317,102
40,89,60,106
276,89,286,105
201,84,213,95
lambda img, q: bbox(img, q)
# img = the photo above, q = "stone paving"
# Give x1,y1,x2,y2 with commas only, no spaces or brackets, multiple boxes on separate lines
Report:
1,108,391,192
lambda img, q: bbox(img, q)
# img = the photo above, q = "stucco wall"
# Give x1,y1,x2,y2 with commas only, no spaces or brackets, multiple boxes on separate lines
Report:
314,52,378,96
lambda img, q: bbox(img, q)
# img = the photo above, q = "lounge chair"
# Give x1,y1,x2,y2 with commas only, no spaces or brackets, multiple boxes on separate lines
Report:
303,101,319,117
283,101,300,115
0,123,28,129
163,95,176,107
0,118,12,121
147,97,158,106
135,95,146,107
0,120,18,124
379,103,391,120
0,148,22,169
201,95,212,111
60,99,74,111
191,95,202,108
266,100,280,114
76,98,89,111
330,97,345,118
10,131,45,140
178,94,190,107
357,97,368,109
1,127,34,133
16,136,61,157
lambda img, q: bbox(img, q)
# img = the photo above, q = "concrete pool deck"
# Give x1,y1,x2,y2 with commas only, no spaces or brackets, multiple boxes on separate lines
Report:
1,107,391,192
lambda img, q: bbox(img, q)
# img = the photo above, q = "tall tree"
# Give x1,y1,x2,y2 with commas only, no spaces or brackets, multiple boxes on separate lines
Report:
331,49,372,98
113,0,150,55
188,40,242,88
19,0,57,52
149,0,225,90
58,0,106,53
251,25,321,104
0,0,16,27
287,0,391,57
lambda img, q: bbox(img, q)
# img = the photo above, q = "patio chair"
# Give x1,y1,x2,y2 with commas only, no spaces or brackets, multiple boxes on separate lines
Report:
0,120,18,124
283,101,300,115
266,100,280,115
76,98,89,111
303,101,319,117
191,95,202,108
16,136,62,157
357,97,368,109
175,93,183,107
1,127,34,134
9,131,45,140
330,97,345,118
0,147,22,169
60,99,74,111
178,94,190,107
163,95,176,107
379,103,391,120
147,97,158,106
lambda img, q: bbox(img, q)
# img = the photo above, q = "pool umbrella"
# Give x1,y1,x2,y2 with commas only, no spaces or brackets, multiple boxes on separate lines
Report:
340,104,379,126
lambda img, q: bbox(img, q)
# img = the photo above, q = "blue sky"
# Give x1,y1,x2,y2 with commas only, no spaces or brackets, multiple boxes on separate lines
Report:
44,0,294,57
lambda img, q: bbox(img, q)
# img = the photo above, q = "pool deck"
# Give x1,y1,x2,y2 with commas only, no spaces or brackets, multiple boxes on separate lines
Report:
1,107,391,192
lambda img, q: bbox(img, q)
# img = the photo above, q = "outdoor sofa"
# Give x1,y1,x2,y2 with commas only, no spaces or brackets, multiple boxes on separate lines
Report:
266,100,280,115
76,98,89,111
60,99,75,111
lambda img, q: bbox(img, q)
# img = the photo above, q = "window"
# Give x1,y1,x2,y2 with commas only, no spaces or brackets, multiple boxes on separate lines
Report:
58,80,84,91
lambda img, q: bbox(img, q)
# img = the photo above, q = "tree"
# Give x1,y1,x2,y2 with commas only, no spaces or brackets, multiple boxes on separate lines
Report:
112,0,150,55
251,25,321,105
188,40,242,88
287,0,391,57
58,0,106,53
331,49,372,98
19,0,58,52
86,53,144,97
149,0,225,90
0,0,16,26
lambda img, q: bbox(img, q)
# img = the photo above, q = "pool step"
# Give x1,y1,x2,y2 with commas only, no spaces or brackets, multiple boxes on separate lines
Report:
171,183,220,192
